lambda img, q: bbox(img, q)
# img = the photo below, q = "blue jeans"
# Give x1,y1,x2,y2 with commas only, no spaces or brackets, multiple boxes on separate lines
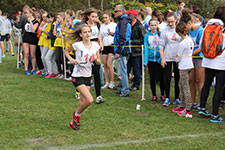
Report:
127,56,141,89
117,55,129,94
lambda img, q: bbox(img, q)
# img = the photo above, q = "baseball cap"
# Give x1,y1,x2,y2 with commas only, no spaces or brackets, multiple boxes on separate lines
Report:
125,9,138,17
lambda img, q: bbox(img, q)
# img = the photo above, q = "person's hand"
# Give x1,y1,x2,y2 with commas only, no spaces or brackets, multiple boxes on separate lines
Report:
39,27,44,31
115,53,120,59
53,20,58,26
161,58,167,68
70,59,79,65
27,17,32,23
108,31,114,36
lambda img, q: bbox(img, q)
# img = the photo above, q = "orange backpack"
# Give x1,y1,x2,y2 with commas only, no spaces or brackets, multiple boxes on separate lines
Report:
202,24,224,58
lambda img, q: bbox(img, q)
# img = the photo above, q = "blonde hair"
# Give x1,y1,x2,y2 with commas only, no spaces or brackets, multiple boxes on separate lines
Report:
66,24,92,44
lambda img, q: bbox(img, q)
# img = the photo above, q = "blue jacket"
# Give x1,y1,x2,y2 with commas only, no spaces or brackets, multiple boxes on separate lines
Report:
144,30,161,65
113,14,132,56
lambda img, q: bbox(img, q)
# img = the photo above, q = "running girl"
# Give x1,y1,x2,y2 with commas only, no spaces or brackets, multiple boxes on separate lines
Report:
172,21,194,118
65,24,101,130
144,19,164,103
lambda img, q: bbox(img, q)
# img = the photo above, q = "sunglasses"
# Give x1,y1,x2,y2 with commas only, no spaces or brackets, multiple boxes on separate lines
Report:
114,10,122,13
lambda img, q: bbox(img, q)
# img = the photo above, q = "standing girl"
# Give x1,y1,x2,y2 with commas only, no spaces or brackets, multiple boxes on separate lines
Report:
54,12,65,78
144,19,164,102
180,11,205,110
38,11,51,76
159,12,182,106
45,13,58,78
198,6,225,123
23,9,39,75
172,21,194,118
65,24,101,130
82,8,105,103
100,11,117,89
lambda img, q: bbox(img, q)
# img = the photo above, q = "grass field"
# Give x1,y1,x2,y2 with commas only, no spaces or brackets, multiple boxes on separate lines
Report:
0,53,225,150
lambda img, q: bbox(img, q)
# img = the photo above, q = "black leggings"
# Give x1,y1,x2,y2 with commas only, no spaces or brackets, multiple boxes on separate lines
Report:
92,61,101,97
55,47,64,74
35,46,44,70
163,62,180,99
147,61,164,96
222,85,225,101
200,68,225,115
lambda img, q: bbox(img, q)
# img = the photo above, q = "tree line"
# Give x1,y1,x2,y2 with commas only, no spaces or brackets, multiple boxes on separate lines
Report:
0,0,224,19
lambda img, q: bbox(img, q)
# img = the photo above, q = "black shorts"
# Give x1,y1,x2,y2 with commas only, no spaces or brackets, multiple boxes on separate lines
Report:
23,32,38,45
0,34,10,41
72,77,92,88
102,46,114,55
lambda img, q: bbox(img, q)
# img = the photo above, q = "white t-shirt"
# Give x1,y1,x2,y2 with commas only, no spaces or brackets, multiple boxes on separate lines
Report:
159,26,182,62
176,37,194,70
72,41,100,77
200,18,225,71
158,22,167,32
90,25,99,40
100,22,117,46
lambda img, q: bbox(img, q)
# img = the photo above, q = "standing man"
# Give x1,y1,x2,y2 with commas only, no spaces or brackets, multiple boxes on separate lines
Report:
144,7,152,25
14,5,30,36
175,0,185,21
114,4,132,97
126,9,146,91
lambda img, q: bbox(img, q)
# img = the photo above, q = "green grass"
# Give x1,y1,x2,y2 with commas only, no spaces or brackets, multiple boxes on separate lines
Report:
0,53,225,150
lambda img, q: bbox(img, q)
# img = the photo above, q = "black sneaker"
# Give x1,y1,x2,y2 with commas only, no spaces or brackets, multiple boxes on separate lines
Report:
191,103,200,111
210,115,225,123
119,93,129,97
198,108,211,117
130,86,138,91
115,91,121,96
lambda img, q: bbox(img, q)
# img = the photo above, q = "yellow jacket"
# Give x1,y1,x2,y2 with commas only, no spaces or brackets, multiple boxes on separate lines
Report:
38,22,51,47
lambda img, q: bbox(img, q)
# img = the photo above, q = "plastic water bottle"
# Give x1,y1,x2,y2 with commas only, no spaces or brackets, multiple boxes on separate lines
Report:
136,104,141,110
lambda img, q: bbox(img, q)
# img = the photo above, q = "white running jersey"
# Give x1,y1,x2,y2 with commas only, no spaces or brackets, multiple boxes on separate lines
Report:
159,26,182,62
72,41,100,77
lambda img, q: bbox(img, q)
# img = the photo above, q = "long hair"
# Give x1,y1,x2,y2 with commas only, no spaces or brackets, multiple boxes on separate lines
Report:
214,6,225,26
176,21,188,36
66,24,92,44
152,9,164,23
82,8,99,23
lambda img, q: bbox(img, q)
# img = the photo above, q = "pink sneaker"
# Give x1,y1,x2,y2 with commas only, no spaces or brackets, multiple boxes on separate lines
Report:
172,107,184,113
45,74,54,78
52,74,58,77
177,109,193,118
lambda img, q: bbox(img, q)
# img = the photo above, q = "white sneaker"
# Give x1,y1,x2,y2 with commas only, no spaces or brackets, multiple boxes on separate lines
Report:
108,82,115,89
102,83,109,89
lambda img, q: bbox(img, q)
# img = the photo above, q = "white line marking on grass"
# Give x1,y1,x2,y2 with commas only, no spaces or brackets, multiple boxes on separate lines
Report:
48,132,223,150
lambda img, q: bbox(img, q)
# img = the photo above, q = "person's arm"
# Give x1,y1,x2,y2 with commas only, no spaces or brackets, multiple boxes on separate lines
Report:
95,50,101,65
143,34,149,66
131,25,146,45
116,20,128,55
192,48,202,56
28,18,38,33
193,28,204,56
64,45,79,65
158,31,167,68
14,15,26,29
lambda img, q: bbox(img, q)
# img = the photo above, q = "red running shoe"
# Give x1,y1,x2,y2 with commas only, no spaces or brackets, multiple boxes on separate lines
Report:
70,115,81,130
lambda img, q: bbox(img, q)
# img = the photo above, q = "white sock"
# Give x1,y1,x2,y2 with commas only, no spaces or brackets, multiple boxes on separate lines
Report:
75,111,81,116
